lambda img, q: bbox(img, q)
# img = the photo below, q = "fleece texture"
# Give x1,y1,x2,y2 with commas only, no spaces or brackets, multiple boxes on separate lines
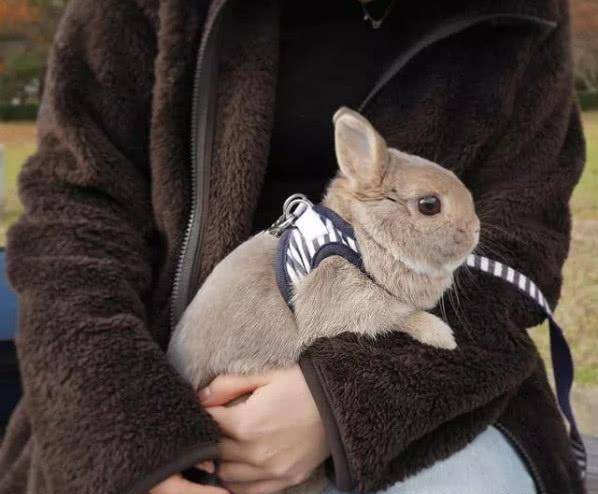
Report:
0,0,586,493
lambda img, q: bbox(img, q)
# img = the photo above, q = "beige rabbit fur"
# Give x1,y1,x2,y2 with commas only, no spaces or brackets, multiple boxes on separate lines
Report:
168,108,479,391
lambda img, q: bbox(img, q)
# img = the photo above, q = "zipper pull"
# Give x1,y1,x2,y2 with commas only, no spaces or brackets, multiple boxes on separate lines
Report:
268,194,313,237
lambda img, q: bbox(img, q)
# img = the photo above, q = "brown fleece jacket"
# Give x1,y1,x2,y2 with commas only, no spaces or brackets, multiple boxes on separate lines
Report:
0,0,586,493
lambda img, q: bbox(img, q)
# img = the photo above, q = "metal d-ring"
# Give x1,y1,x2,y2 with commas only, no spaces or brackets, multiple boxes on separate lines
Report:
283,194,313,220
268,194,314,237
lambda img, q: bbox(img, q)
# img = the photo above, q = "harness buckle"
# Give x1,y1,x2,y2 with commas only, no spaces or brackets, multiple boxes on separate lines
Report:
268,194,314,237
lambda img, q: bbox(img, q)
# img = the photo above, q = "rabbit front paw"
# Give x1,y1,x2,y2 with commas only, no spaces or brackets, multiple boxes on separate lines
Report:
402,311,457,350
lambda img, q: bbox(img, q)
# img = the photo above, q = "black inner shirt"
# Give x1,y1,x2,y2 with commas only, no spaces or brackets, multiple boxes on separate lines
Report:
252,0,398,232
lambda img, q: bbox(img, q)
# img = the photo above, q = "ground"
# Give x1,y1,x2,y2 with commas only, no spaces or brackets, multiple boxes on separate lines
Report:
0,114,597,432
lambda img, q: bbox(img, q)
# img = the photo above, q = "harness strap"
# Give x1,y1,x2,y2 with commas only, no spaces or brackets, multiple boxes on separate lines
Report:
275,204,361,305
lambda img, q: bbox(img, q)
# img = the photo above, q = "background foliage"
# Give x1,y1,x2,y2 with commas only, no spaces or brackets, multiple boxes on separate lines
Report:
572,0,598,94
1,0,598,116
0,0,68,109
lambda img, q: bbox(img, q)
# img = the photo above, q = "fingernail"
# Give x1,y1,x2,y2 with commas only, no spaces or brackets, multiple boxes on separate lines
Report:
197,460,215,473
198,386,211,402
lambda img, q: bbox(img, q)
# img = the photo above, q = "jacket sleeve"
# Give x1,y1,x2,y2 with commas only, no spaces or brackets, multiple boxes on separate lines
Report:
4,1,219,493
299,7,584,493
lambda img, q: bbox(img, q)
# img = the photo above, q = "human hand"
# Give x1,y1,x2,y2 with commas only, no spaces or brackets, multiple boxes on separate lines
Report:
199,365,330,494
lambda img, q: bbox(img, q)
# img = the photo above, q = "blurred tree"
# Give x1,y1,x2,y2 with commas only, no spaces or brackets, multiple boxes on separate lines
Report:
571,0,598,92
0,0,68,105
0,0,597,106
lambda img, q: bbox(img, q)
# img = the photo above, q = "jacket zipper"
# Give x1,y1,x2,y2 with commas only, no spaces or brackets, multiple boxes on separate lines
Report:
494,422,548,494
170,0,229,332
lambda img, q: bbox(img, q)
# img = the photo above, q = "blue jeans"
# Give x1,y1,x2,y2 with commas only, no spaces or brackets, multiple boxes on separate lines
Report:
323,426,536,494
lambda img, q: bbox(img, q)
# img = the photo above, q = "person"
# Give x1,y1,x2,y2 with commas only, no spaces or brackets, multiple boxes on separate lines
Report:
0,0,586,493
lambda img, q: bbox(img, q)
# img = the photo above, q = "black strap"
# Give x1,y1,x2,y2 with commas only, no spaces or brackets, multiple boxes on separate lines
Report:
360,13,556,112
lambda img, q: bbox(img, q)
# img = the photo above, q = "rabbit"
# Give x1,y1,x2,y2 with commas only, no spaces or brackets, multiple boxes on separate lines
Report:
167,107,479,494
168,107,479,390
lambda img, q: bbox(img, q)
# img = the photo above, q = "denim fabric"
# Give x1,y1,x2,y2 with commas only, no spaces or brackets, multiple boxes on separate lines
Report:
323,426,536,494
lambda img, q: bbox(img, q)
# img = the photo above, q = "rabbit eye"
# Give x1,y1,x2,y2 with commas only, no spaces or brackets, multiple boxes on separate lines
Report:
418,195,441,216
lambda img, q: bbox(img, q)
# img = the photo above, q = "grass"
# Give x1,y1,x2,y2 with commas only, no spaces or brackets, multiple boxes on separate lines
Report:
572,111,598,220
530,112,598,388
0,123,36,246
0,117,597,387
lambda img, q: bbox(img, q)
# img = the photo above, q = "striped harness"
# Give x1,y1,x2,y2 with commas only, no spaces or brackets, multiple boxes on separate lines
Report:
269,194,587,476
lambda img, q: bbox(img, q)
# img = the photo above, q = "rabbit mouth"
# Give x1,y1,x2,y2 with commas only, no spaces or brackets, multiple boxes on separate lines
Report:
358,223,468,278
442,256,470,273
357,224,446,278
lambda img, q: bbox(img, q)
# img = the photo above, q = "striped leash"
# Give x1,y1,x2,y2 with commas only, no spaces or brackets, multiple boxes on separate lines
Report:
466,254,587,476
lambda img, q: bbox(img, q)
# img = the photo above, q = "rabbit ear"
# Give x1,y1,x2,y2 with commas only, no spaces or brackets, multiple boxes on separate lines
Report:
333,107,388,190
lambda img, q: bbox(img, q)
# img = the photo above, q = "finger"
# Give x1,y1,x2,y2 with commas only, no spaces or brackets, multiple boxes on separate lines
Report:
196,460,216,474
150,474,229,494
224,479,290,494
199,374,271,406
218,462,268,483
205,406,243,438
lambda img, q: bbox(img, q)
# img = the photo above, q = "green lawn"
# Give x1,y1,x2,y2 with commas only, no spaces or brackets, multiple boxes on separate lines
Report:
0,123,35,246
531,111,598,386
572,110,598,219
1,115,597,388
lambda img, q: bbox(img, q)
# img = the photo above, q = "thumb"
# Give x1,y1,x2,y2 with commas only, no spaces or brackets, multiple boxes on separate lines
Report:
198,373,270,407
